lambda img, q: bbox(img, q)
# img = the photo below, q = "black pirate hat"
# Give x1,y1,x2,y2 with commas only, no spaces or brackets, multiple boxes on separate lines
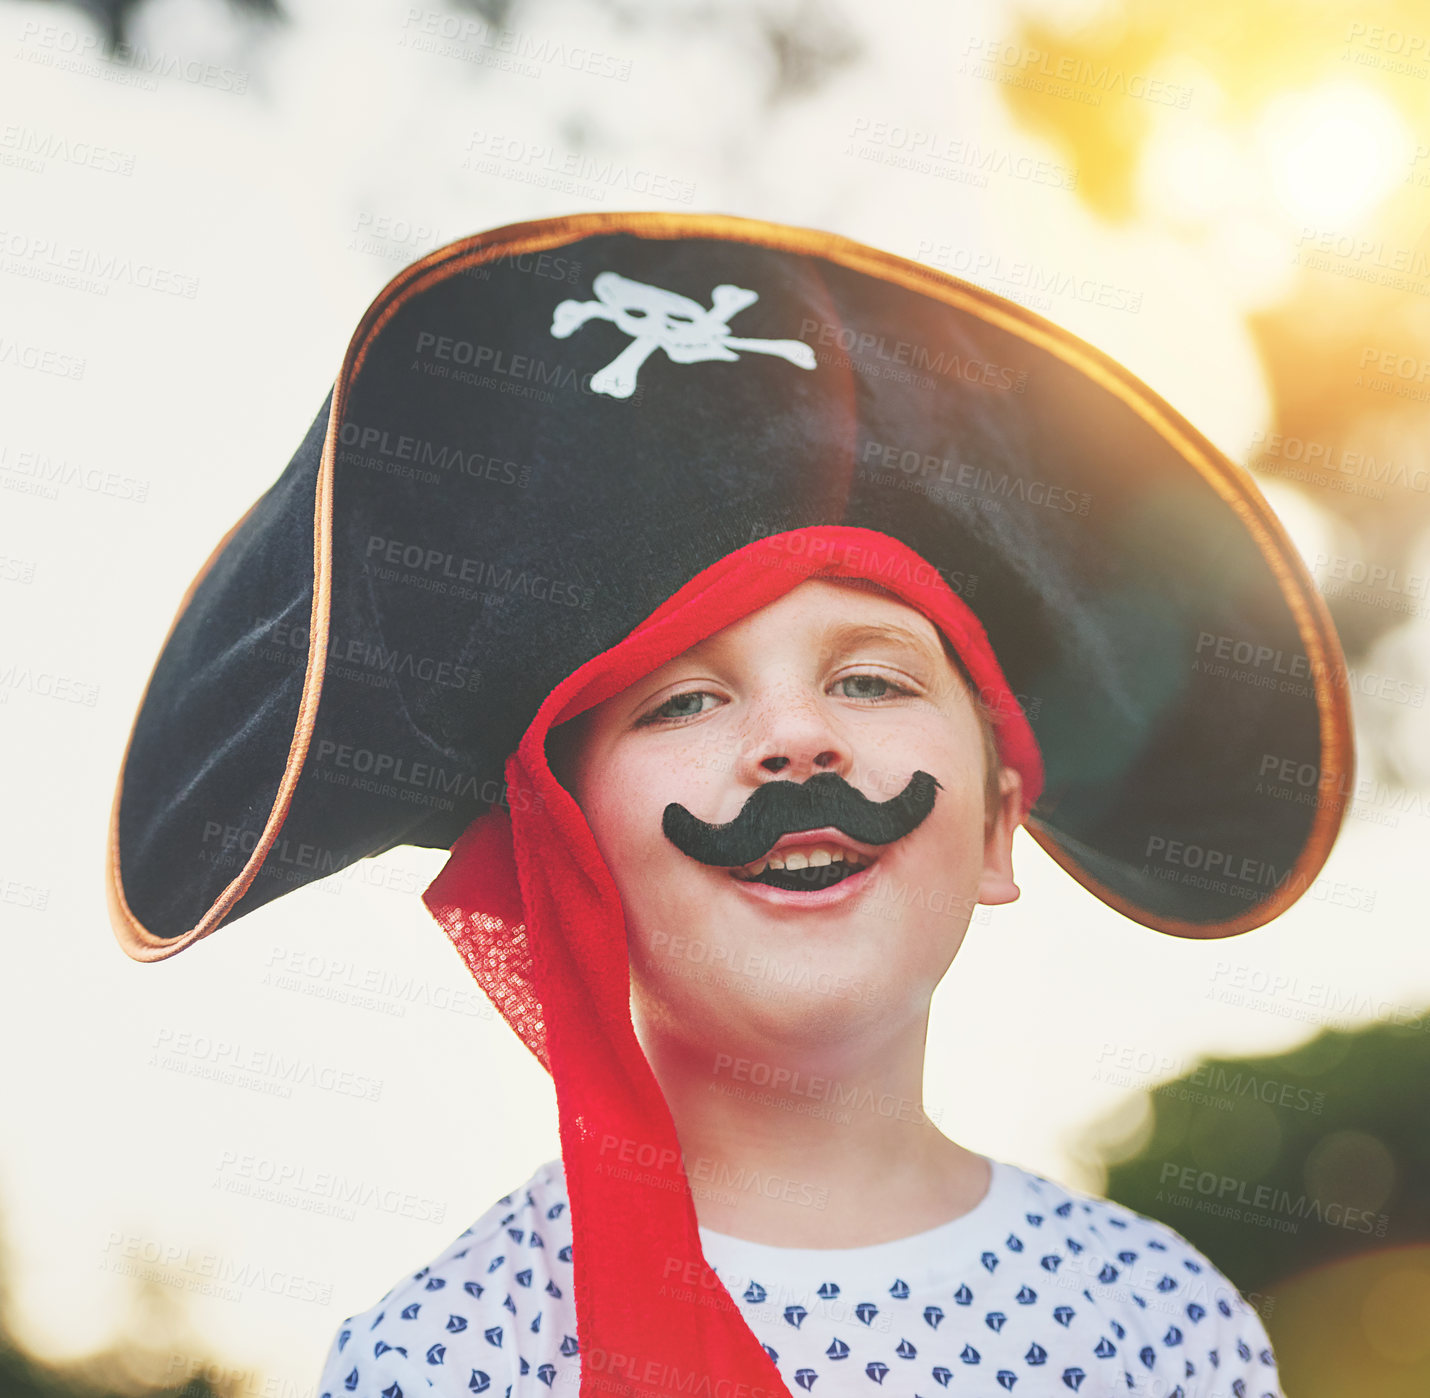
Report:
106,211,1353,958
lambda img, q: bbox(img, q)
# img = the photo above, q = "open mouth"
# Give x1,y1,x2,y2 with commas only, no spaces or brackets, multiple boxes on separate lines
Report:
730,843,876,893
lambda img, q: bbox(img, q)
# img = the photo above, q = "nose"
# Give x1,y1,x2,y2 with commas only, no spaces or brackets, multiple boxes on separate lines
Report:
734,682,852,783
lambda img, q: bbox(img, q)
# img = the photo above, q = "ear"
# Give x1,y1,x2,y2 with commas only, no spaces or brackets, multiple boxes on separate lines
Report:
976,766,1023,906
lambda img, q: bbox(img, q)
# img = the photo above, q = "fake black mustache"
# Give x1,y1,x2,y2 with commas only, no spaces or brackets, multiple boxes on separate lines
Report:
662,770,942,868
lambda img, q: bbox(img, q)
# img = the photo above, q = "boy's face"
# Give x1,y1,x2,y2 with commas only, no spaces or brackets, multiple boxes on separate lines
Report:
550,577,1022,1046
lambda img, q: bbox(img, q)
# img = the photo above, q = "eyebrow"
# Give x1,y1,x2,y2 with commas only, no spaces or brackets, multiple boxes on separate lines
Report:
687,618,944,667
819,620,943,664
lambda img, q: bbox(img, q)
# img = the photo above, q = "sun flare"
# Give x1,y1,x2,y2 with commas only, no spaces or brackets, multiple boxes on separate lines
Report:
1257,81,1412,230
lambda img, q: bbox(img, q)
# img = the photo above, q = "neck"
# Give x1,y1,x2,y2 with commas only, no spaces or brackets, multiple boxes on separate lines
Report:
630,993,991,1247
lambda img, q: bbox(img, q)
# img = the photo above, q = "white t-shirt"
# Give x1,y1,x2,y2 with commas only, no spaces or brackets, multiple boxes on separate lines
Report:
317,1155,1282,1397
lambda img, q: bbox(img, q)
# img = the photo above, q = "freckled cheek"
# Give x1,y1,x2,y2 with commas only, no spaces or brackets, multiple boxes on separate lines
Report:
933,809,986,882
860,728,977,811
573,764,645,884
588,758,710,887
908,740,986,865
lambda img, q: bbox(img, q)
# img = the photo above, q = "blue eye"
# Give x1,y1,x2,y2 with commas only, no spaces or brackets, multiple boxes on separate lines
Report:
836,673,915,700
636,672,915,727
639,690,719,725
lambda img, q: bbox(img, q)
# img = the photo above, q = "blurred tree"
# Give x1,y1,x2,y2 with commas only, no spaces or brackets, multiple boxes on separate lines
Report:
36,0,282,52
451,0,518,27
757,0,862,104
1001,0,1430,670
1084,1019,1430,1385
36,0,862,105
0,1205,245,1398
1002,2,1408,224
1090,1019,1429,1293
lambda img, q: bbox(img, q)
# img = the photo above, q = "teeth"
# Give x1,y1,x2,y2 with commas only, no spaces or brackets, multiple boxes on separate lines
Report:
734,844,871,880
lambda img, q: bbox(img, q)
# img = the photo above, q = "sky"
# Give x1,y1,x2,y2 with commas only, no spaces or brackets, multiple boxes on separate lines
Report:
2,0,1426,1389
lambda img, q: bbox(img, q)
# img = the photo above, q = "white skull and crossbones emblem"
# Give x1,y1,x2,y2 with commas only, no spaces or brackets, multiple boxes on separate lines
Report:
550,271,817,398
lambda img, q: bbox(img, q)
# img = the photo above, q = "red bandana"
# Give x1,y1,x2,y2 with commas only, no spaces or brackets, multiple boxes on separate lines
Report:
423,526,1044,1398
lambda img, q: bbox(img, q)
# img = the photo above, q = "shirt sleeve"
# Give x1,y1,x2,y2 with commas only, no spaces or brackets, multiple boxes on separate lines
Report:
1191,1291,1283,1398
315,1314,436,1397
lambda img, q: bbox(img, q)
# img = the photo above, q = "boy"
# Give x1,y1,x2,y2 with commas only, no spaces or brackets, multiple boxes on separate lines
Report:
315,560,1281,1398
106,214,1349,1398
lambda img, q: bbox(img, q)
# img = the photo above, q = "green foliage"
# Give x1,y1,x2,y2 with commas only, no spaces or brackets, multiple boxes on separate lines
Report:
0,1223,243,1398
0,1342,230,1398
1092,1020,1430,1297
